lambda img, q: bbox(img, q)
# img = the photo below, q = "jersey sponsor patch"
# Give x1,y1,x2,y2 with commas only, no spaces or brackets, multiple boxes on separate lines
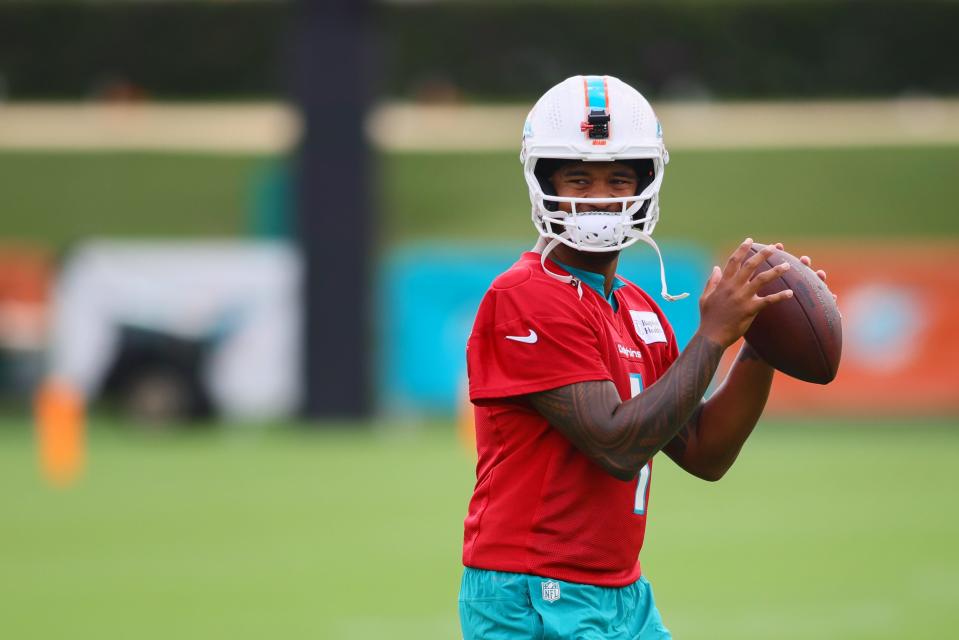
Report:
629,310,667,345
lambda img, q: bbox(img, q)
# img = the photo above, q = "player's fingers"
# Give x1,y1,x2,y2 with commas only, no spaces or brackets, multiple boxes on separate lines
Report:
739,244,777,282
701,265,722,300
774,242,784,250
816,269,827,282
756,288,794,308
800,255,811,267
749,262,790,291
723,238,753,279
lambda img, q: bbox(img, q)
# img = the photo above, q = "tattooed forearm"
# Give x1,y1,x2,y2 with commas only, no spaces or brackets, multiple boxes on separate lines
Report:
528,333,724,481
662,401,704,462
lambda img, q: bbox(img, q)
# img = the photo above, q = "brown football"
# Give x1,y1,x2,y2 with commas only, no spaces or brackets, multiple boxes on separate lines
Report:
743,244,842,384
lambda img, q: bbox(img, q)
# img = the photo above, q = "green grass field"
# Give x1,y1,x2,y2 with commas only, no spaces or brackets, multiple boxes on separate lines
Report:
2,419,957,640
3,146,959,249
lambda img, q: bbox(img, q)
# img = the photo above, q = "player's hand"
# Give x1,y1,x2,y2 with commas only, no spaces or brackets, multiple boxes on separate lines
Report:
778,244,838,302
697,238,794,348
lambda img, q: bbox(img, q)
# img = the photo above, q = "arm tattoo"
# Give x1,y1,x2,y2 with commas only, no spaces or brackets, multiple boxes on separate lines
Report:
664,342,767,466
528,334,724,480
662,401,705,462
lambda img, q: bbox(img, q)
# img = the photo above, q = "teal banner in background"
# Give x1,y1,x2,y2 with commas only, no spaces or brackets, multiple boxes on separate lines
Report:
378,243,710,415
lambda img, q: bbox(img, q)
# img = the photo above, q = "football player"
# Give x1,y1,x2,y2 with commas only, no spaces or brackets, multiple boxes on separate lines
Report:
459,75,826,639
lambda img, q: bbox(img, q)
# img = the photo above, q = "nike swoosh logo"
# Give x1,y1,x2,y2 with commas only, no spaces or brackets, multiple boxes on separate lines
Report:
505,330,538,344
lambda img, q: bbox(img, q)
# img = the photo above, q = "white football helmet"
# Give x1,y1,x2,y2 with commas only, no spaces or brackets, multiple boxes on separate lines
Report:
521,75,687,301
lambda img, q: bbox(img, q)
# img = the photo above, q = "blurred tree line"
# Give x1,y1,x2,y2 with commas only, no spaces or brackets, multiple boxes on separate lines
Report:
0,0,955,101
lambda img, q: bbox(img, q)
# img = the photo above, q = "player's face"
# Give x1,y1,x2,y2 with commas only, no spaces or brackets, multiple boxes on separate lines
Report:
548,161,639,213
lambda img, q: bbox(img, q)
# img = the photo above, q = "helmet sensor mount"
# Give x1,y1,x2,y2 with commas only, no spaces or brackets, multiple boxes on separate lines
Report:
581,109,610,139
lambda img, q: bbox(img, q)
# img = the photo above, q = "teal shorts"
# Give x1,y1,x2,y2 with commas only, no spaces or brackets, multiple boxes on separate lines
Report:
458,567,672,639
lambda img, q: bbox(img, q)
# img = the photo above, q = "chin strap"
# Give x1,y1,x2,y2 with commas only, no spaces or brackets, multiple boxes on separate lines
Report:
626,230,689,302
534,233,689,303
536,237,583,299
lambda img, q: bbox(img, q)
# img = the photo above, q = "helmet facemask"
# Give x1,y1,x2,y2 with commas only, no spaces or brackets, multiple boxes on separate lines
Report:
527,156,663,253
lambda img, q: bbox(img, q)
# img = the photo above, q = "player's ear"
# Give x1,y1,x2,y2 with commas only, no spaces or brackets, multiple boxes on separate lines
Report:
625,159,654,195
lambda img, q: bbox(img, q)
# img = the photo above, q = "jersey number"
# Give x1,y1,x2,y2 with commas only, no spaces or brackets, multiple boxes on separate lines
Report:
633,463,651,515
629,373,650,515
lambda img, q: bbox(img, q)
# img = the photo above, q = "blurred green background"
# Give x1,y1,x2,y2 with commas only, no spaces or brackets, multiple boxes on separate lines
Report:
5,146,959,248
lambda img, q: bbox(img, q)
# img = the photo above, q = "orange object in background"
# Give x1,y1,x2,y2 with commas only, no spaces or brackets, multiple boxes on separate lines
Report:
35,380,86,487
735,242,959,417
0,245,52,351
0,245,50,305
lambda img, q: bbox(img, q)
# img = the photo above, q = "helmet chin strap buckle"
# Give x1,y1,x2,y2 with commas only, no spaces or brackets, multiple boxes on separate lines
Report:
580,110,610,139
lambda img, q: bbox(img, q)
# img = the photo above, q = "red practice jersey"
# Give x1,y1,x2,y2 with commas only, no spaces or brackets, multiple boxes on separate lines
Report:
463,252,680,587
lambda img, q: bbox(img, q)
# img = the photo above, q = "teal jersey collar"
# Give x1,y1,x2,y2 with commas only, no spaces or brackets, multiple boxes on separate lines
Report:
554,260,625,311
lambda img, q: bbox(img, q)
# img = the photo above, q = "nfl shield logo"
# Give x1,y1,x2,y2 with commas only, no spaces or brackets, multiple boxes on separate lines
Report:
541,580,561,603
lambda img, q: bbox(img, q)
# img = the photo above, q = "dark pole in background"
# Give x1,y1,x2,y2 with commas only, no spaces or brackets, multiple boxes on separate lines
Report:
292,0,373,419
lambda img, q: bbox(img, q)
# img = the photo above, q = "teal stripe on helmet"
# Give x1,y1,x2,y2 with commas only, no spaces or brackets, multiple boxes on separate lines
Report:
585,76,607,112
